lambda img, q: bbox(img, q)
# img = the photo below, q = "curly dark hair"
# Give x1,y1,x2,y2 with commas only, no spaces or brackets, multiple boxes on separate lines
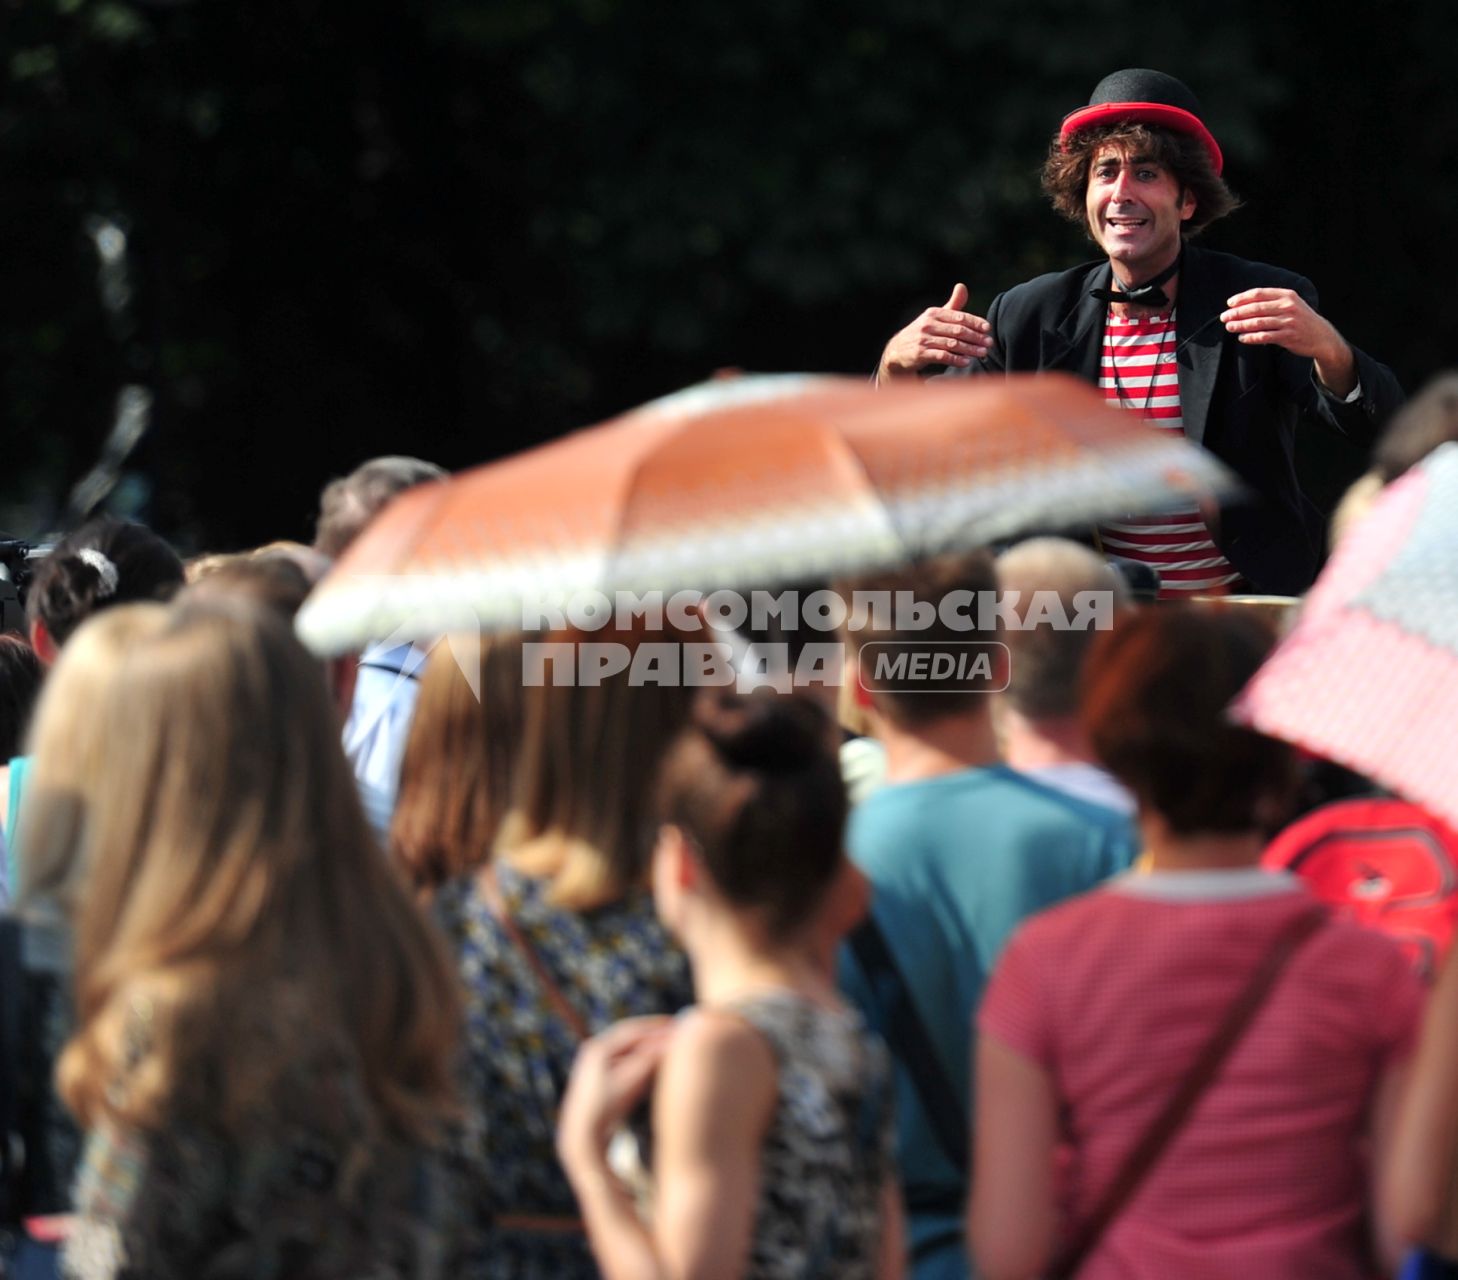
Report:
1042,121,1240,242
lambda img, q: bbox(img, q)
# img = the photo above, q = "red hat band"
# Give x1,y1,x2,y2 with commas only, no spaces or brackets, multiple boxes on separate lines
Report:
1060,101,1224,175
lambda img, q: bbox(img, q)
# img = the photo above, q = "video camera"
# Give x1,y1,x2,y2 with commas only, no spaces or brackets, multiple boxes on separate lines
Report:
0,538,52,636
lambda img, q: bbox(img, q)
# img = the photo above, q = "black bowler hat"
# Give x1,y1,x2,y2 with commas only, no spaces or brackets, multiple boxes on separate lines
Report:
1060,68,1223,174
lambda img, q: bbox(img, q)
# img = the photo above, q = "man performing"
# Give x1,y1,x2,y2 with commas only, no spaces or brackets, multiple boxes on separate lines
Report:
877,68,1402,595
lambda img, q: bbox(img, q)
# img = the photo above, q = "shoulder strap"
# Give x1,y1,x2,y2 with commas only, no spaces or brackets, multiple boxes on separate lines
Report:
475,874,594,1239
1048,905,1328,1279
478,870,590,1042
846,915,968,1177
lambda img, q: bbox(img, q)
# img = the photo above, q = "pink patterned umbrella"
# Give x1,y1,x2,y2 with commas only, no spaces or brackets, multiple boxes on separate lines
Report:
1233,443,1458,831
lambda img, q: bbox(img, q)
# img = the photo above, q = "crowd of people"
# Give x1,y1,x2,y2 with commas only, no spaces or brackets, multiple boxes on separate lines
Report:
5,63,1458,1280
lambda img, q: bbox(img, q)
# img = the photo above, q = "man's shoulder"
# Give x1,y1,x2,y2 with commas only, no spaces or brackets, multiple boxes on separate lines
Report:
991,259,1105,316
850,765,1134,866
1184,244,1314,294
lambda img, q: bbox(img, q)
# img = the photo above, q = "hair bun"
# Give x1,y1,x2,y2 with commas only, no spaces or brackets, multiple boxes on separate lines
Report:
692,690,828,772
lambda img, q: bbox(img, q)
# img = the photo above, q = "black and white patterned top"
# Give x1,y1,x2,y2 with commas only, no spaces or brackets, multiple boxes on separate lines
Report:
721,991,896,1280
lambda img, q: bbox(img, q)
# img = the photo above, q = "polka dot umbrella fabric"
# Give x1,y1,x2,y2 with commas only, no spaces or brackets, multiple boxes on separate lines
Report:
296,372,1239,656
1233,443,1458,832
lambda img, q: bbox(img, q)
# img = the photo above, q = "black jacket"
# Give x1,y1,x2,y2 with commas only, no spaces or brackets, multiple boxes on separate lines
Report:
955,244,1403,594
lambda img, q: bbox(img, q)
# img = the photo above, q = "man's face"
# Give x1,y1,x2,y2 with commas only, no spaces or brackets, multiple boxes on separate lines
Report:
1085,144,1195,281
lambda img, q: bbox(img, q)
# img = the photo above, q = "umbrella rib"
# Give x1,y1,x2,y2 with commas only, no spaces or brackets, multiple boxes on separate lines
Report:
596,426,676,593
802,421,910,571
600,414,905,595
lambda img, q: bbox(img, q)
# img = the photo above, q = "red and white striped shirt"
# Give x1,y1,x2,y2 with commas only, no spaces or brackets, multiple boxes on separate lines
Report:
1097,309,1240,598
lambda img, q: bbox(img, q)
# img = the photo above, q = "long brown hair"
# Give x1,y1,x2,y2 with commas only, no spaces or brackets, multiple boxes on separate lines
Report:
391,633,525,894
504,623,693,911
19,605,171,918
52,598,460,1141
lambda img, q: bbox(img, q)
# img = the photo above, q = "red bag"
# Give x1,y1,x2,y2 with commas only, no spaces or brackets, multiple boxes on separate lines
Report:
1263,797,1458,979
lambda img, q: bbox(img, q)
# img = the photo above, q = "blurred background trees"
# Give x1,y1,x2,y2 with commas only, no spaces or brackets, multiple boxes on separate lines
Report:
3,0,1452,549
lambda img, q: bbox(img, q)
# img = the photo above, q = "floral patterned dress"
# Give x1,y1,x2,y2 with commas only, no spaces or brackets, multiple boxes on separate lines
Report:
433,863,692,1279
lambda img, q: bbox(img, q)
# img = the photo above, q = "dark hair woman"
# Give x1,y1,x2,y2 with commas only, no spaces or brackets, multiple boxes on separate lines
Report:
559,691,903,1280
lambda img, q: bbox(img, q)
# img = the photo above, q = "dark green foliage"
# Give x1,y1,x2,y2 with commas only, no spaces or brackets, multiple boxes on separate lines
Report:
1,1,1452,547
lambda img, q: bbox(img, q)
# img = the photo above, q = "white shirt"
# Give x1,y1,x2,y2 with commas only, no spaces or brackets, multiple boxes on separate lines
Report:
342,641,431,815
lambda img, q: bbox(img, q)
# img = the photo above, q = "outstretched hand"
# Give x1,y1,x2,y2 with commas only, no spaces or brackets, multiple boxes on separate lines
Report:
877,282,994,382
1221,288,1358,397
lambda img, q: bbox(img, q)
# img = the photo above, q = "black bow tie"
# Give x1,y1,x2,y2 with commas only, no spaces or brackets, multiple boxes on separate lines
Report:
1090,256,1181,309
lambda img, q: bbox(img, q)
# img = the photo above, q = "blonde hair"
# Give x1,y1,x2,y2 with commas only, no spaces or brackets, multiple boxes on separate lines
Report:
187,543,330,589
53,597,459,1141
1329,470,1385,551
183,551,238,584
504,624,692,911
995,537,1130,720
19,604,171,919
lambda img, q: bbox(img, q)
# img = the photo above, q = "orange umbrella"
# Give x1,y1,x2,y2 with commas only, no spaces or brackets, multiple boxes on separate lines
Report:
296,372,1238,654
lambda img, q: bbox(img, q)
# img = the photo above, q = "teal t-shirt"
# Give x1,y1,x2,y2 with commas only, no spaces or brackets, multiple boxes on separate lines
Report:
5,754,32,895
838,765,1137,1279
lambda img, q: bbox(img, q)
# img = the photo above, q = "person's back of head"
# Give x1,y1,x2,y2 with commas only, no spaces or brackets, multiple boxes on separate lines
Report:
49,596,458,1141
248,540,331,584
0,634,42,762
183,551,314,621
995,537,1129,723
391,633,525,896
840,550,1003,732
1081,605,1296,836
26,516,185,659
505,622,694,912
1373,373,1458,483
656,691,846,943
313,456,447,560
1329,375,1458,552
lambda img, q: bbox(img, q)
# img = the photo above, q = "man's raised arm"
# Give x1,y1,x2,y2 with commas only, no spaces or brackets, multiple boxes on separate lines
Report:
1220,286,1361,397
875,282,996,384
1220,282,1404,436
